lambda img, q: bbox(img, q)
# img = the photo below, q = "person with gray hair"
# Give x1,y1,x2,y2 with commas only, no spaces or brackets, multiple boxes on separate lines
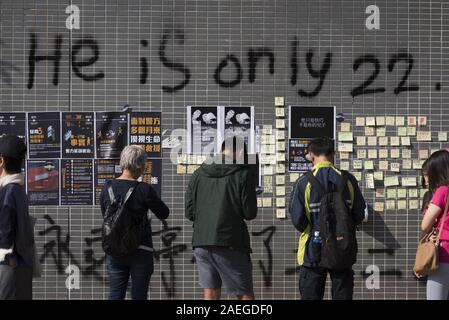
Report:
100,145,169,300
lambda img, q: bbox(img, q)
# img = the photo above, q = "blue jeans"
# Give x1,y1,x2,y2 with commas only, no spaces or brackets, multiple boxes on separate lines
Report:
106,249,154,300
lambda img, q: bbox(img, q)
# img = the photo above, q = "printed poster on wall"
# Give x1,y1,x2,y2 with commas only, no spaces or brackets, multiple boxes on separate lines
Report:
288,139,313,172
0,113,26,140
140,158,162,197
60,159,94,206
27,112,61,159
289,106,336,139
62,112,95,158
221,106,255,153
26,159,60,206
129,112,162,158
93,159,122,205
95,112,128,159
187,106,220,155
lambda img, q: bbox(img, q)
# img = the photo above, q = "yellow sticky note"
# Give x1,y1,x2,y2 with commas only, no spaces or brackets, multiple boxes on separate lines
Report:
398,200,408,210
276,197,286,208
276,130,285,140
368,149,378,159
276,186,285,196
352,172,362,181
417,131,432,142
276,119,285,129
396,116,405,126
409,199,419,210
338,132,354,142
408,116,417,126
276,208,286,219
275,107,285,117
290,173,300,182
438,132,448,142
402,177,417,187
390,137,400,146
365,127,375,136
340,161,350,171
263,165,274,175
356,117,365,126
401,137,411,146
275,97,285,106
276,175,285,185
376,116,385,126
339,152,350,160
177,165,187,174
364,160,374,170
365,173,375,189
276,152,286,162
379,149,388,158
357,136,366,146
338,143,353,153
386,116,396,126
387,189,397,199
407,127,416,136
378,137,388,146
257,198,263,208
386,200,396,210
418,116,427,126
390,162,401,172
409,189,418,198
384,175,400,187
374,202,385,212
402,150,412,159
391,149,400,158
419,149,429,159
262,197,272,207
366,117,376,126
277,141,286,151
413,159,424,170
402,160,412,170
263,125,273,135
374,171,384,181
376,127,386,137
397,188,407,198
379,160,389,171
353,160,363,170
376,188,385,197
357,150,367,159
398,127,407,136
340,123,351,132
276,163,285,174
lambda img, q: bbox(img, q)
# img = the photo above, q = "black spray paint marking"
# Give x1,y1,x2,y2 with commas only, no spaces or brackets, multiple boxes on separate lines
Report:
71,37,104,81
252,226,276,288
214,54,243,88
140,40,149,84
248,48,275,83
297,49,332,98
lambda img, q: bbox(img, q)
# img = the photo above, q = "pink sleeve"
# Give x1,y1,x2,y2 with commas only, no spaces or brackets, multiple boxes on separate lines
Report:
431,186,449,209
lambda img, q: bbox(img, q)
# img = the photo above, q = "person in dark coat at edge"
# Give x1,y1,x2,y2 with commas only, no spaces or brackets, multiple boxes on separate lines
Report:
0,135,37,300
185,136,258,300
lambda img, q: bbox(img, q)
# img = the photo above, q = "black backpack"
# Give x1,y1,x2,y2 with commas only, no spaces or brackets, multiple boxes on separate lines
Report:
306,171,357,270
101,181,143,258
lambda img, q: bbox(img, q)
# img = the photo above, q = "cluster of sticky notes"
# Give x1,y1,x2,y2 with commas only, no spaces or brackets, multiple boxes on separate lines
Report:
337,115,447,213
176,154,208,175
274,97,286,218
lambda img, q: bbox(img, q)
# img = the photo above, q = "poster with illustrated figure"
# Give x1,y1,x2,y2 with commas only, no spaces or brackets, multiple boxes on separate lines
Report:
95,112,128,159
62,112,95,158
26,159,60,206
222,106,255,153
93,159,122,206
288,138,313,172
27,112,61,159
0,113,26,140
60,159,94,206
129,112,162,158
187,106,220,155
289,106,335,140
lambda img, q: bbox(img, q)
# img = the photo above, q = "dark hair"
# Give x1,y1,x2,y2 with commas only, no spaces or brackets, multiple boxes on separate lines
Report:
426,150,449,192
307,137,335,157
220,136,248,162
2,156,24,174
421,158,429,188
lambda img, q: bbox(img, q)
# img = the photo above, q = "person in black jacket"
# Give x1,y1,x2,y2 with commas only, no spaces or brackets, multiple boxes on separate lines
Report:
0,135,35,300
100,145,169,300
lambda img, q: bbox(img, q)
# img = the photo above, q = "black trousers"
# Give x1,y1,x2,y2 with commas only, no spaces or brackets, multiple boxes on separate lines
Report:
299,266,354,300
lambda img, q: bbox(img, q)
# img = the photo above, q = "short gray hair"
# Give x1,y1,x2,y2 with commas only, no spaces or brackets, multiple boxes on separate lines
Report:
120,145,147,174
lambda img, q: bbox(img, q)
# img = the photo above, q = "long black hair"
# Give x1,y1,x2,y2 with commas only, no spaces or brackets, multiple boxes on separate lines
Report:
426,150,449,193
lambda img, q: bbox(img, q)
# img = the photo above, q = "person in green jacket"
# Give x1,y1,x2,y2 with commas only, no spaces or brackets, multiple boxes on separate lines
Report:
185,136,257,300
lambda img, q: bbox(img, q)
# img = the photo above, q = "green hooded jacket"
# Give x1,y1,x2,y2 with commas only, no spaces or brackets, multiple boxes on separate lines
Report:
185,155,258,254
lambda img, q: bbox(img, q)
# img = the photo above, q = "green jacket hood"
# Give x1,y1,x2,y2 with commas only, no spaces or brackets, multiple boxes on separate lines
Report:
199,155,250,178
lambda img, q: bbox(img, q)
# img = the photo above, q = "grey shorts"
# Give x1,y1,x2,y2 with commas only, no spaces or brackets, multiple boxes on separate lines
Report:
193,246,253,296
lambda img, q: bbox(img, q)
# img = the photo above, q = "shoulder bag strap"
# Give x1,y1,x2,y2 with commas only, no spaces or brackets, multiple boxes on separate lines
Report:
306,171,326,197
437,187,449,244
107,180,115,203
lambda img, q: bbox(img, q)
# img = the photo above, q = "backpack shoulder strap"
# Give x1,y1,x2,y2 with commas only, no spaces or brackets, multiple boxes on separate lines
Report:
337,170,349,194
306,171,326,197
122,181,141,205
106,180,115,203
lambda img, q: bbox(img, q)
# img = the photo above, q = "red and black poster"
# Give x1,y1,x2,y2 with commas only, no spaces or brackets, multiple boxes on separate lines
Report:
61,159,94,206
93,159,122,205
95,112,128,159
62,112,95,158
0,113,26,140
27,112,61,159
26,159,60,206
140,158,162,197
129,112,162,158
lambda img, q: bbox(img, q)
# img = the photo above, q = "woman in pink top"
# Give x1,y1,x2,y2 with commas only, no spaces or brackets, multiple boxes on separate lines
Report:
419,150,449,299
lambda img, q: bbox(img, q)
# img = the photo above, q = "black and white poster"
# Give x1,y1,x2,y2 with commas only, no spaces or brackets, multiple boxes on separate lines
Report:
27,112,61,159
61,159,94,206
140,158,162,197
95,112,128,159
187,106,220,155
26,159,60,206
129,112,162,158
62,112,95,158
94,159,122,205
0,113,26,140
288,139,313,172
289,106,335,139
222,106,255,153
